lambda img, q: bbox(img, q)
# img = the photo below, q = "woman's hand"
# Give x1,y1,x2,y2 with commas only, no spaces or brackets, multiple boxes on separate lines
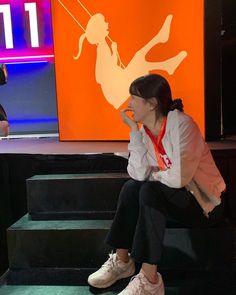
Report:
120,108,139,131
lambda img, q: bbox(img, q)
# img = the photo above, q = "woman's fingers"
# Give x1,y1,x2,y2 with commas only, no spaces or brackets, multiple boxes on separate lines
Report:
120,109,132,122
120,109,138,131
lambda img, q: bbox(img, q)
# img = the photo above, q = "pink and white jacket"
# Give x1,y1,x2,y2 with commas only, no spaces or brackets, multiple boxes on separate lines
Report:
127,109,226,214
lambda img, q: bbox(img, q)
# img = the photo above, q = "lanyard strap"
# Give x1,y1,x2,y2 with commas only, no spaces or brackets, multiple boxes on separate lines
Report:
144,117,168,171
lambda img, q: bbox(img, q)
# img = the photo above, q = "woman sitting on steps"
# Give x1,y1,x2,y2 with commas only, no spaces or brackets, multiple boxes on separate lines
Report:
88,73,226,295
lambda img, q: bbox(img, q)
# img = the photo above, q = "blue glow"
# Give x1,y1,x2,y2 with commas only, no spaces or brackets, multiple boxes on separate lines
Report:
5,60,49,65
5,60,52,73
8,118,58,124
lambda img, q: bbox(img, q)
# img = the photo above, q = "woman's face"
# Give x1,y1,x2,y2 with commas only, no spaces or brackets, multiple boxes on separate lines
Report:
97,16,109,36
128,95,153,123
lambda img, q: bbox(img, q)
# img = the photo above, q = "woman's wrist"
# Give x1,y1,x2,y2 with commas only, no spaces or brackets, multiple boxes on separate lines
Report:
131,125,139,132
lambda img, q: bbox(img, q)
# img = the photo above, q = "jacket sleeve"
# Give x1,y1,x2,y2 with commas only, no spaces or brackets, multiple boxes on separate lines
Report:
127,130,152,181
151,115,205,188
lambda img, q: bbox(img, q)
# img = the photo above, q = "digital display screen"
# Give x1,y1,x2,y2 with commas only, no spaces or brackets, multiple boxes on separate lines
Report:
52,0,204,140
0,0,54,63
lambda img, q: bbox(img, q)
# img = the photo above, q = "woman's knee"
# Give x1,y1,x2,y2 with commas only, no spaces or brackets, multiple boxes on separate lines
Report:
138,182,163,207
118,179,143,206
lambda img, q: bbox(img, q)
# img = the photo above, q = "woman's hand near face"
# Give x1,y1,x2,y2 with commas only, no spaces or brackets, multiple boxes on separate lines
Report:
120,109,139,131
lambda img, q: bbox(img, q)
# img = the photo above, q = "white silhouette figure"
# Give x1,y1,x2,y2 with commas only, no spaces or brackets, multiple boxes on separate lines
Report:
58,1,187,109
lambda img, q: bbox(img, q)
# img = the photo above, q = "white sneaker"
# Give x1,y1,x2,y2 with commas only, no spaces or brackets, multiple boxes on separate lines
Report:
118,272,165,295
88,253,135,288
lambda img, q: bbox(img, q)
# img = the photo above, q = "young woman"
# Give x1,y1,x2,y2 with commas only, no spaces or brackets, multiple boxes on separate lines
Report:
88,74,226,295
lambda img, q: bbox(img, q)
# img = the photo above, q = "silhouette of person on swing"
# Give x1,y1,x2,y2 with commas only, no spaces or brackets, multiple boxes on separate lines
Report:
0,64,9,137
58,1,187,109
74,14,187,109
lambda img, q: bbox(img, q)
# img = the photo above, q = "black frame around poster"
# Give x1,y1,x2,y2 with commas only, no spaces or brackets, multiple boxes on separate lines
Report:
204,0,222,141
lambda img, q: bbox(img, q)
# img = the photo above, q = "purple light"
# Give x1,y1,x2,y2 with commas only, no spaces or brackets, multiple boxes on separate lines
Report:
0,54,54,63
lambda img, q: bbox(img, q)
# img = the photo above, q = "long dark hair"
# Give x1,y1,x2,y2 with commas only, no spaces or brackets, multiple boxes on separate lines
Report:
129,74,183,116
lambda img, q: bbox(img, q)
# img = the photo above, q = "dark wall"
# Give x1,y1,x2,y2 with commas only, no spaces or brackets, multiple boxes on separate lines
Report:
204,0,236,140
222,0,236,136
204,0,222,140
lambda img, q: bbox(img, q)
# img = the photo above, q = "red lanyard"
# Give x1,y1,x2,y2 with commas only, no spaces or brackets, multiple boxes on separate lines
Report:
144,117,168,171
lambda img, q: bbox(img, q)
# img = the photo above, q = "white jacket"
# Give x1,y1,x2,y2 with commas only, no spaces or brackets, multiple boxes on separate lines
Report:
127,109,226,214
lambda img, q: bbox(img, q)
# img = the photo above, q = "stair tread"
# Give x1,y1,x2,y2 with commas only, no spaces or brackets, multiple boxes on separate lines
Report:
29,173,129,181
0,284,236,295
9,215,235,231
9,215,112,230
0,285,108,295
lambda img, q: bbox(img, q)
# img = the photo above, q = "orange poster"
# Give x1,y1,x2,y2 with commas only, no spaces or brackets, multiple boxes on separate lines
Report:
51,0,204,140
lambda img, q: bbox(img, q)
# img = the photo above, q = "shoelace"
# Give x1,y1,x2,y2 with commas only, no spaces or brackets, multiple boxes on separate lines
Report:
101,252,116,272
123,274,145,295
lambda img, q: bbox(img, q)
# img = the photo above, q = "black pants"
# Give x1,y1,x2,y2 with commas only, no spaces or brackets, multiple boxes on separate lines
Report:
106,179,224,265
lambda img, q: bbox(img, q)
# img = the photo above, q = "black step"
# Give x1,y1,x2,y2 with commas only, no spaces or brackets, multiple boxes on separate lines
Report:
7,215,235,285
27,173,130,220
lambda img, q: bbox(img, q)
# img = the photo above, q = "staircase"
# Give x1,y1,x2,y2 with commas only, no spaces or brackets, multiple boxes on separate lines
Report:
1,172,236,294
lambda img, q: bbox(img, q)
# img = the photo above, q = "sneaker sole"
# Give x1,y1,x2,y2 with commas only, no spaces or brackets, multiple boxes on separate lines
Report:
88,264,136,289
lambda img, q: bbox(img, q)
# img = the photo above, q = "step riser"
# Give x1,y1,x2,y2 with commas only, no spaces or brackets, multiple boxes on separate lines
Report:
27,174,129,220
8,228,111,268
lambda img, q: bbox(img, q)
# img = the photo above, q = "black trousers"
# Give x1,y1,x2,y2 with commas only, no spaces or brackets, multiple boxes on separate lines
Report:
106,179,224,265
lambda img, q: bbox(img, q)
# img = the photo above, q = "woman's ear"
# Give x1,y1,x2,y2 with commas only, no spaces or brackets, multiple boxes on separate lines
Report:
148,97,158,111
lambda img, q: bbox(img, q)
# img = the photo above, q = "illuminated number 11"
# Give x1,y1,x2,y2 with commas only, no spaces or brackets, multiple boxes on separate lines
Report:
0,3,39,49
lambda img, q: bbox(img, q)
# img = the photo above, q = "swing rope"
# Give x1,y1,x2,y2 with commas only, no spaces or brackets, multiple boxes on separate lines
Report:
58,0,126,68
